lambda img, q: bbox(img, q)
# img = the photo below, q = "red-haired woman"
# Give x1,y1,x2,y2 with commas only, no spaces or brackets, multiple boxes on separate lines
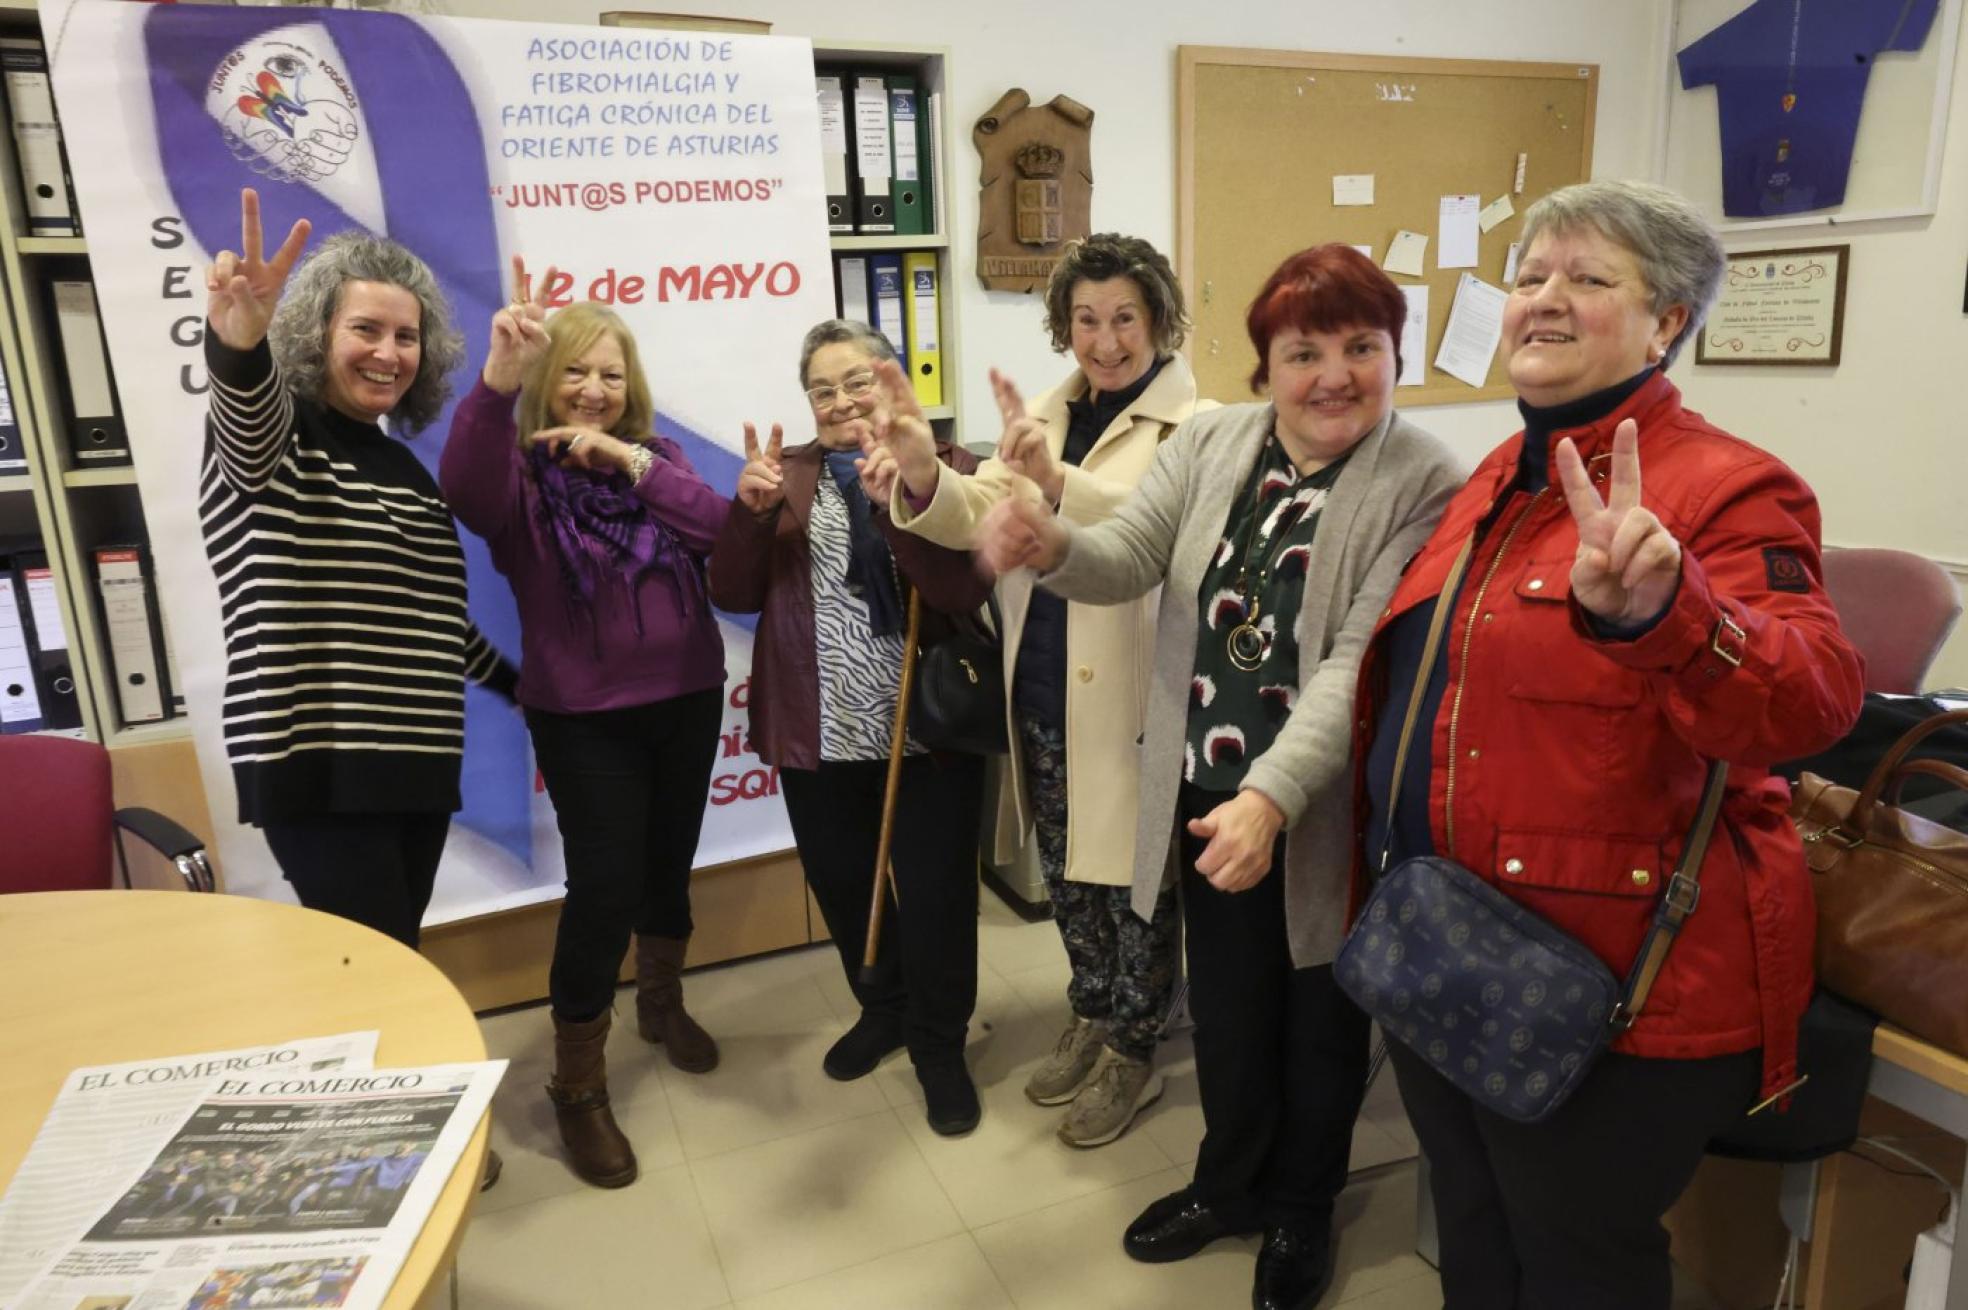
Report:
972,246,1463,1309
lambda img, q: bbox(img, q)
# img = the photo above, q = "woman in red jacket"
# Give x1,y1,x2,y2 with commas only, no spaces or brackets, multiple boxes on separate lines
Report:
1355,180,1863,1309
707,320,990,1136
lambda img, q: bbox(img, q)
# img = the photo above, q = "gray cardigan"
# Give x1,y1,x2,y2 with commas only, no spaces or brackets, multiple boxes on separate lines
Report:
1042,401,1464,966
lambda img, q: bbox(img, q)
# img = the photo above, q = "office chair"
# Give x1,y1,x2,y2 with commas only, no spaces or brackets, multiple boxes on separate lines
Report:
1821,548,1963,695
0,734,214,894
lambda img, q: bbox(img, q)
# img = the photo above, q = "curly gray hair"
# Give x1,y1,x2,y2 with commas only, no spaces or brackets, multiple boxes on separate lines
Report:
796,318,899,386
1517,180,1725,370
266,231,465,433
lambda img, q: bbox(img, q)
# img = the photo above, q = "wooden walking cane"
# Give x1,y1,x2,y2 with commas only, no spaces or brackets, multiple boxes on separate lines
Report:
861,586,924,986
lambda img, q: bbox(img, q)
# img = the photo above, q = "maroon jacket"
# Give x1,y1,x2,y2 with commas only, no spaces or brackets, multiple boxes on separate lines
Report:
707,439,988,770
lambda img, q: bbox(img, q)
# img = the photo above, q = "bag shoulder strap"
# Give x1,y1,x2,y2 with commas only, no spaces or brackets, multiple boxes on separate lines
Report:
1614,758,1730,1029
1376,537,1475,876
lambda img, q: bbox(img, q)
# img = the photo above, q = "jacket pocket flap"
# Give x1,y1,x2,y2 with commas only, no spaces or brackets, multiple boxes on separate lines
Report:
1492,828,1664,899
1513,567,1570,602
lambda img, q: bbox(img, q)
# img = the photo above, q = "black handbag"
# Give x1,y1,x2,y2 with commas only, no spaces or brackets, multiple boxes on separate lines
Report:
1706,988,1875,1162
908,597,1007,755
1335,537,1730,1125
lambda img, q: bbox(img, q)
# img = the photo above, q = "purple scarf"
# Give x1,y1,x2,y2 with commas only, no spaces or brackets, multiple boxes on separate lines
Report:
528,442,704,639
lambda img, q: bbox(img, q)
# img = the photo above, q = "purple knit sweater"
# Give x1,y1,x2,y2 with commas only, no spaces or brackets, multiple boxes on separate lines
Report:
440,379,728,714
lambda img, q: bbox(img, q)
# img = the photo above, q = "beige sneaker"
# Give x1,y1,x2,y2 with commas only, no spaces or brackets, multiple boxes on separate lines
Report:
1024,1016,1107,1105
1058,1047,1164,1149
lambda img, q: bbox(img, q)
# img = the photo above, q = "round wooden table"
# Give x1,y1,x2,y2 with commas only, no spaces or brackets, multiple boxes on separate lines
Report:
0,890,489,1310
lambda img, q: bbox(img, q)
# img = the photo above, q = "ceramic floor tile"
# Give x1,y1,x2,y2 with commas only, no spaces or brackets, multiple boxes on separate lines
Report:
663,1017,891,1161
896,1050,1176,1229
692,1109,965,1300
997,956,1075,1017
731,1232,1012,1310
1335,1269,1446,1307
974,1165,1260,1310
457,1160,727,1310
1325,1165,1438,1304
976,895,1069,976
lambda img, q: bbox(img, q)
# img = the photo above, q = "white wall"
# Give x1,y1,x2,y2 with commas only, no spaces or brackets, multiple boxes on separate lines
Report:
449,0,1967,686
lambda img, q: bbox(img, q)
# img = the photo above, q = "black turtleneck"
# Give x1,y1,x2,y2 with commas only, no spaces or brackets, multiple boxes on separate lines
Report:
1512,367,1655,494
1362,368,1656,872
1015,356,1169,728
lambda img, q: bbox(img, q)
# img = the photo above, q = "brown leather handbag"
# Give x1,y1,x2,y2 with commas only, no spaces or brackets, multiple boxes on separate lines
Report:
1791,707,1968,1058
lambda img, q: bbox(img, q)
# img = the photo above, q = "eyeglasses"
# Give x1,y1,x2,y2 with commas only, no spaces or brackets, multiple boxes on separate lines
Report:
805,371,878,410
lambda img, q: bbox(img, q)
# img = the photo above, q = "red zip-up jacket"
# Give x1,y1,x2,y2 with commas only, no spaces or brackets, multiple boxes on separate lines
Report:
1353,373,1864,1099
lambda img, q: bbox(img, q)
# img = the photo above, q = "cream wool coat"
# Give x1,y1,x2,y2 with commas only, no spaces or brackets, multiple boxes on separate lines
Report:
892,353,1206,888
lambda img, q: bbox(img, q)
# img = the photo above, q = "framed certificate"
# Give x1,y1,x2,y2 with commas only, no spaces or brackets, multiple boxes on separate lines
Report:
1696,244,1848,366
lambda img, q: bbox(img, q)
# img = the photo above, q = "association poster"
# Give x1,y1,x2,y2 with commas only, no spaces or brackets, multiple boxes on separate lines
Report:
42,0,829,921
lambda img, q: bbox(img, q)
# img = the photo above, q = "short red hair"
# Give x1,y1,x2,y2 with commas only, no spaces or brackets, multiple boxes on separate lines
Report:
1244,244,1408,392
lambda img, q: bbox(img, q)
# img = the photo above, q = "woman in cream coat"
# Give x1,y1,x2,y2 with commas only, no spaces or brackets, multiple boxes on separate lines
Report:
878,234,1204,1148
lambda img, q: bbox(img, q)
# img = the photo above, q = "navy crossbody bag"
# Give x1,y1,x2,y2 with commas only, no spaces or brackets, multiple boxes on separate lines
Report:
1335,537,1729,1124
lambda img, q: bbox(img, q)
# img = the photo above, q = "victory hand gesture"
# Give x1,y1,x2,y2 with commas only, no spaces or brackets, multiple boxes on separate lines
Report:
1556,419,1682,627
206,188,311,353
484,254,555,393
991,368,1061,504
736,421,786,515
866,358,940,501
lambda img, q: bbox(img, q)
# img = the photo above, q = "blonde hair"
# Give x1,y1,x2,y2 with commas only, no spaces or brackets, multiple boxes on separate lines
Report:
517,302,656,443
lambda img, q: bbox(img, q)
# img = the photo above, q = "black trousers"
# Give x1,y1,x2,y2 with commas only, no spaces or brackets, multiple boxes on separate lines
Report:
262,812,451,949
780,752,984,1069
526,688,722,1021
1390,1040,1760,1310
1179,783,1373,1229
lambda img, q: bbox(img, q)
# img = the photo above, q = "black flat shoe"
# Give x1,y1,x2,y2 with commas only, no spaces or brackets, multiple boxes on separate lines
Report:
918,1062,981,1136
1122,1188,1260,1264
823,1014,905,1081
1251,1223,1335,1310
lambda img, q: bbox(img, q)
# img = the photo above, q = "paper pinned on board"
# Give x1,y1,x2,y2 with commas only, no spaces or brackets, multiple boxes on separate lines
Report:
1398,286,1428,387
1503,242,1522,284
1383,230,1428,278
1332,174,1375,206
1434,272,1508,388
1351,243,1375,259
1478,194,1515,233
1438,194,1480,268
1513,152,1529,194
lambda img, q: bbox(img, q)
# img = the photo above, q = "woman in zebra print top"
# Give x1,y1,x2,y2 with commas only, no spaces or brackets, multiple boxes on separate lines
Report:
201,188,513,948
708,320,991,1138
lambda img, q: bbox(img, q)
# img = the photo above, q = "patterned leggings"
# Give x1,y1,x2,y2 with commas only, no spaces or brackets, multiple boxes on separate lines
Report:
1017,716,1181,1061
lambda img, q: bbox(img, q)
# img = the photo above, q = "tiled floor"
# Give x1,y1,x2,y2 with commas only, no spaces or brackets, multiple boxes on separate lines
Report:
460,892,1724,1309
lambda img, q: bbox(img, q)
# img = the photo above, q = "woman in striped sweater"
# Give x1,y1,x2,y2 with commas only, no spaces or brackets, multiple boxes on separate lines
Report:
201,188,513,949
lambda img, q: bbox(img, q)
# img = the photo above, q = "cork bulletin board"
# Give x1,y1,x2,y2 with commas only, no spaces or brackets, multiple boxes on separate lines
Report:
1177,47,1599,407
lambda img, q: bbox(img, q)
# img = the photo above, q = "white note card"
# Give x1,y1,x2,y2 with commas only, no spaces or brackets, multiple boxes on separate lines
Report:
1332,174,1375,206
1383,230,1428,278
1351,243,1375,259
1478,194,1515,233
1434,273,1508,388
1438,194,1480,269
1398,286,1429,388
1503,242,1522,284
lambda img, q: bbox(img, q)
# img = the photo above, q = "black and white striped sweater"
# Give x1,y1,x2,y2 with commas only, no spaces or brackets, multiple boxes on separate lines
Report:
199,336,513,824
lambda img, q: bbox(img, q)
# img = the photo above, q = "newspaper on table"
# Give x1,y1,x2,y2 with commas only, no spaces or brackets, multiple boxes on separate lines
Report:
9,1058,505,1310
0,1033,380,1307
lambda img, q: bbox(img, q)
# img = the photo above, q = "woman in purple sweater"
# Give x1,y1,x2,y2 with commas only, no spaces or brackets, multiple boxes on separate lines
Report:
441,264,729,1190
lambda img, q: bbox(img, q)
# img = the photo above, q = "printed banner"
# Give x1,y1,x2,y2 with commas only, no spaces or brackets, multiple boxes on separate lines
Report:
44,1,826,920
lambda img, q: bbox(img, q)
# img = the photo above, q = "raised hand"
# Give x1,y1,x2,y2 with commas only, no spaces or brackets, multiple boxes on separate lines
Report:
483,254,555,393
206,188,311,353
528,426,636,475
736,421,786,515
975,495,1068,577
1556,418,1682,626
866,357,940,500
856,434,900,506
990,368,1061,504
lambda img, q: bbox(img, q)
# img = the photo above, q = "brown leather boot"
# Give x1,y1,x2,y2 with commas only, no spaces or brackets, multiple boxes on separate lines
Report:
547,1011,637,1188
636,935,719,1073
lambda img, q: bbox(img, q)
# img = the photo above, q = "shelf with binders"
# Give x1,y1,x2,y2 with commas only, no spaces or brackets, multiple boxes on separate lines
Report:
0,8,185,748
815,42,960,445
